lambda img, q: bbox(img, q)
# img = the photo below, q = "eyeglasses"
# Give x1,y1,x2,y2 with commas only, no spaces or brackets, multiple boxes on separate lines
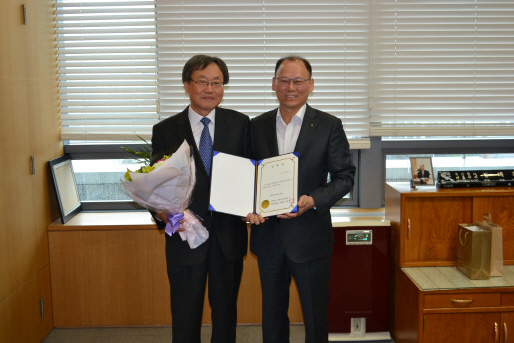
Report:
189,79,224,90
276,77,311,89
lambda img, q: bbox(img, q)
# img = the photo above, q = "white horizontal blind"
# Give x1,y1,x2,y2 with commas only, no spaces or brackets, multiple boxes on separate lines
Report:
157,0,371,148
56,0,158,141
371,0,514,137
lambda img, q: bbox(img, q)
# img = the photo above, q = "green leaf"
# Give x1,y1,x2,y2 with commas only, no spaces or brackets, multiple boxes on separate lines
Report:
121,135,153,165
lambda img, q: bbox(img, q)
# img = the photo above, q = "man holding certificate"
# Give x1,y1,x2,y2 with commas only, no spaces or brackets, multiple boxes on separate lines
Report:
152,55,252,343
248,56,356,343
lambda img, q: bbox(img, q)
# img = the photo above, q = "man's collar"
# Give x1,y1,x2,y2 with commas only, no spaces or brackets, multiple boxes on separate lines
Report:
276,104,307,124
188,106,216,124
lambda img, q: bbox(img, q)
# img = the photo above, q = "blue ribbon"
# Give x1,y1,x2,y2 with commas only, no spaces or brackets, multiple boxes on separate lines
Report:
165,212,184,237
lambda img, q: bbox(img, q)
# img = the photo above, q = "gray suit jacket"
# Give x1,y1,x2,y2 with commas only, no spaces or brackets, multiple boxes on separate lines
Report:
250,104,356,263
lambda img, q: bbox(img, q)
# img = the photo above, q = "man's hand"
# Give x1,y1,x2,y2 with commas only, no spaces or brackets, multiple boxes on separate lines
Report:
277,195,315,219
243,213,267,225
156,212,186,232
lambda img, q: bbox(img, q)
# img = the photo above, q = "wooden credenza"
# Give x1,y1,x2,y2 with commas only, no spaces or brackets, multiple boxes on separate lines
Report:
386,183,514,343
48,209,386,328
47,212,303,327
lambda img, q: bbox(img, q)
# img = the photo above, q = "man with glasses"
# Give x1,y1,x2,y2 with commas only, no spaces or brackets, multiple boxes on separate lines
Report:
152,55,251,343
248,56,356,342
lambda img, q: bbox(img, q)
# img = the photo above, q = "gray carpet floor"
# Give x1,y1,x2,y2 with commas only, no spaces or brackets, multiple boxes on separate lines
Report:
41,325,395,343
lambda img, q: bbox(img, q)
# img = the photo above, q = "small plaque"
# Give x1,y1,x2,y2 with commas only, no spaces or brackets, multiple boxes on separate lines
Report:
346,230,373,245
437,169,514,188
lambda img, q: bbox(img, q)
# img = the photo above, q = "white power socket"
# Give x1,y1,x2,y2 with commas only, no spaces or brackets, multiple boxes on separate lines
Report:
350,317,366,338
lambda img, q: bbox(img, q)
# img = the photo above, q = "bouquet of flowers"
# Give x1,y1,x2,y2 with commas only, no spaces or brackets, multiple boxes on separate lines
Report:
120,139,208,249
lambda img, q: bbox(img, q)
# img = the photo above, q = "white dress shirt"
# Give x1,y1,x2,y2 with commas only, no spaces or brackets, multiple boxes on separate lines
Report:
276,104,306,155
188,107,215,148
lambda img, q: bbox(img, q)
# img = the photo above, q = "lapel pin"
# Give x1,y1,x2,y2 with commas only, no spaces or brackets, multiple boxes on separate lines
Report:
311,124,313,127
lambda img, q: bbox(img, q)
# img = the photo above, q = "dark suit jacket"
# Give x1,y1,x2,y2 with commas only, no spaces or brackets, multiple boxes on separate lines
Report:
417,170,430,184
417,170,430,178
250,104,356,263
152,106,252,266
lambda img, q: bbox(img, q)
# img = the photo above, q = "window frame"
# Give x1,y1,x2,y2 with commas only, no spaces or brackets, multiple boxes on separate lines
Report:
65,144,360,209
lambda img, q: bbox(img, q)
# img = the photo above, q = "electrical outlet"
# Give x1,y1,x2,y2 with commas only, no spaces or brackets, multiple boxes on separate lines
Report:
350,317,366,338
353,318,362,332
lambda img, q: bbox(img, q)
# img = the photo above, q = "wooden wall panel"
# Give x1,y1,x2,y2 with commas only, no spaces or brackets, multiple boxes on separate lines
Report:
25,0,61,271
38,265,54,341
49,229,172,327
0,274,41,343
0,1,27,82
0,0,38,302
0,0,60,342
0,267,52,343
49,227,304,326
236,251,264,323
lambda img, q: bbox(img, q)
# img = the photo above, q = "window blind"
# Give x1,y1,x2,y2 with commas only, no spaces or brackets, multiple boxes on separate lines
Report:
56,0,158,141
371,0,514,137
157,0,371,149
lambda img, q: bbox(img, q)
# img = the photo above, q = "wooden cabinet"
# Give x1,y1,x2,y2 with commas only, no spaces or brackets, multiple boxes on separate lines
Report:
424,292,500,309
473,196,514,264
402,196,472,266
394,266,514,343
386,183,514,267
386,183,514,343
423,312,499,343
500,312,514,343
48,212,304,326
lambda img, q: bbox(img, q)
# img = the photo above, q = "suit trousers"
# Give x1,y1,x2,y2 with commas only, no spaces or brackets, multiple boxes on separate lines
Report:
257,225,331,343
166,226,244,343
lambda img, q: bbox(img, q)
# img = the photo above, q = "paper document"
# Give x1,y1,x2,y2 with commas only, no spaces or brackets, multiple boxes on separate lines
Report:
209,152,298,217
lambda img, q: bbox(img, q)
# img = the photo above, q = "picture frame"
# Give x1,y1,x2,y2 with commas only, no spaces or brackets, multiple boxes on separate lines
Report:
48,155,82,224
410,157,434,186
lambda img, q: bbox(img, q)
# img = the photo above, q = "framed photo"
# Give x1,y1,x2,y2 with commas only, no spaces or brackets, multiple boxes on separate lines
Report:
410,157,434,186
48,155,82,223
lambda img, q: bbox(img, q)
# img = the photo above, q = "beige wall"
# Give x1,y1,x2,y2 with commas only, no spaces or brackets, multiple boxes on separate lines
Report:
0,1,62,342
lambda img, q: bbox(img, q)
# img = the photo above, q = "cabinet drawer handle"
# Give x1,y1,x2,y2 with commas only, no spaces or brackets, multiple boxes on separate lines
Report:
450,299,474,304
505,322,508,343
496,322,499,343
408,218,411,239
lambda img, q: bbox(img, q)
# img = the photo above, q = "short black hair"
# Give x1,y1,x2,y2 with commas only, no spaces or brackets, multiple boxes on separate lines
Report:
182,55,230,84
274,55,312,79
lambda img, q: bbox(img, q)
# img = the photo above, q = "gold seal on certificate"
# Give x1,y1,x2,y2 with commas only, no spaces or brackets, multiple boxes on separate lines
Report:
208,152,298,217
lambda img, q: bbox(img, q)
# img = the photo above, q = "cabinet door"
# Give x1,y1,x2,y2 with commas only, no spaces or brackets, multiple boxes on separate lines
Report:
501,312,514,343
424,313,500,343
473,196,514,264
404,197,472,265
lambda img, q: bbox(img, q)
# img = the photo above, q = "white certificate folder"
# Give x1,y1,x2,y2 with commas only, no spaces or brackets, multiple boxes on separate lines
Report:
209,152,298,217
